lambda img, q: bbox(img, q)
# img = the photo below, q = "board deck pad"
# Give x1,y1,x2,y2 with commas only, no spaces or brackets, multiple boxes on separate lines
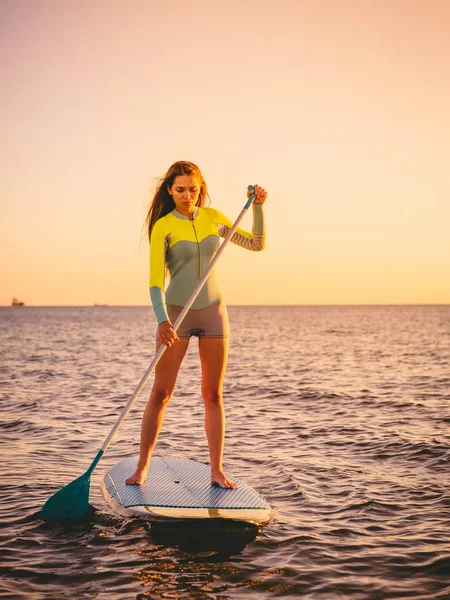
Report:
101,456,272,525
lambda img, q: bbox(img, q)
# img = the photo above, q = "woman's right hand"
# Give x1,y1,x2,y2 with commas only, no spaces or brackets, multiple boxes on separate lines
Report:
158,321,180,347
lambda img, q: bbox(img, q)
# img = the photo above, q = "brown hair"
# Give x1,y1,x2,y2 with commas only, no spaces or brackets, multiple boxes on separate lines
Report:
145,161,208,240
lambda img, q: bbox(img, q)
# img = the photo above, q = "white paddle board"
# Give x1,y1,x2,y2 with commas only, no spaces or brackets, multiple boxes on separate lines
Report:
101,456,272,525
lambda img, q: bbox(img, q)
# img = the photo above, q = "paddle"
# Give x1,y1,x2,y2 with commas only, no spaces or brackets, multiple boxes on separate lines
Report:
41,186,257,520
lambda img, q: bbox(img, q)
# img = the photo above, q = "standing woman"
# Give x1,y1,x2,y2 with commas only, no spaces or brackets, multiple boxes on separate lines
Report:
126,161,267,488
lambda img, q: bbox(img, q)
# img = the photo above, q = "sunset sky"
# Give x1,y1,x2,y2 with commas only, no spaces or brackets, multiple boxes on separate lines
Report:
1,0,449,306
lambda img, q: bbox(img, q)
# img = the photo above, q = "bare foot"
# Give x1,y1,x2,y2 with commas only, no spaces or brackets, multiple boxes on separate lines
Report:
125,468,148,485
211,468,237,489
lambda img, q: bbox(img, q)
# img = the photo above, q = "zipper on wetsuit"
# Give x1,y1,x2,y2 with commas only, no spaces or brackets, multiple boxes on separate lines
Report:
191,218,201,279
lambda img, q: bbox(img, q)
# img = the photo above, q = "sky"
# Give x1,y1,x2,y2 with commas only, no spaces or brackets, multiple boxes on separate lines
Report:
1,0,449,306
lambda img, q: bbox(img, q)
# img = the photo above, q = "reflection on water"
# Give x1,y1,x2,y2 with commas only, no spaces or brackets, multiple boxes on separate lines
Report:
1,305,449,599
148,520,259,554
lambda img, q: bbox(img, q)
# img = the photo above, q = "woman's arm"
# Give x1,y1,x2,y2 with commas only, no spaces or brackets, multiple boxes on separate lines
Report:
213,204,266,251
149,220,170,324
213,184,267,251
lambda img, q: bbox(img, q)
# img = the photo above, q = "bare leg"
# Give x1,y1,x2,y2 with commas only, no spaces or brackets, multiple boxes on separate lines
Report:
126,339,189,484
199,337,237,488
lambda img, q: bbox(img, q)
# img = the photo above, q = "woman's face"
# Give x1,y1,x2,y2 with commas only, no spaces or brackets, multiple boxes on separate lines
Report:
168,175,201,217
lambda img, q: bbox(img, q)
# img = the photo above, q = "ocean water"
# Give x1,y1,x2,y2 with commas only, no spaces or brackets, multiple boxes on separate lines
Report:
0,305,449,600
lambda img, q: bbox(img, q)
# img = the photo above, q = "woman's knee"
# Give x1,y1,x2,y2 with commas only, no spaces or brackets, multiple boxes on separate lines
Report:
202,387,223,405
150,387,173,407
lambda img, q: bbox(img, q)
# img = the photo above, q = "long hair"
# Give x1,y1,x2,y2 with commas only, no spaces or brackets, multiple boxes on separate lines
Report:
145,161,208,240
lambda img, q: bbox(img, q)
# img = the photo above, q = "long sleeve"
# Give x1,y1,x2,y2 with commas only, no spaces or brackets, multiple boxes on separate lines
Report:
149,220,170,325
213,203,266,251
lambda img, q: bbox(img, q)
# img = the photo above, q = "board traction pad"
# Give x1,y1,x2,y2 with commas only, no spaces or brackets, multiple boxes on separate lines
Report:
103,456,271,510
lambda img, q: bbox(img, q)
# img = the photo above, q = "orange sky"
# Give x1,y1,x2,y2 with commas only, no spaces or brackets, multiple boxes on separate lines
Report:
1,0,449,306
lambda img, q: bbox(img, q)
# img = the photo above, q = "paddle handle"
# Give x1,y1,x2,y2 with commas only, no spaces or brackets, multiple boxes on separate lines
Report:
97,187,257,458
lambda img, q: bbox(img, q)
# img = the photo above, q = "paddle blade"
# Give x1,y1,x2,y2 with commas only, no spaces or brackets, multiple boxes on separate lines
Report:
41,472,91,520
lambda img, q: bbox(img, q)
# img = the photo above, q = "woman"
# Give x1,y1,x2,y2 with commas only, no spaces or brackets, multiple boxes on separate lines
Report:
126,161,267,488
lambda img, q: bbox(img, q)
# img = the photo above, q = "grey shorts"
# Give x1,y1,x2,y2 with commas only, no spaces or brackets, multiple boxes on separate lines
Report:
157,301,230,339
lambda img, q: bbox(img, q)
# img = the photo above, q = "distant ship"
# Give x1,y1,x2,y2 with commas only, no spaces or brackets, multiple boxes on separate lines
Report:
12,297,25,306
93,303,108,307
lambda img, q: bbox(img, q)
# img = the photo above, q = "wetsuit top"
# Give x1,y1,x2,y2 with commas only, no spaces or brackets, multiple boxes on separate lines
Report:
150,204,265,324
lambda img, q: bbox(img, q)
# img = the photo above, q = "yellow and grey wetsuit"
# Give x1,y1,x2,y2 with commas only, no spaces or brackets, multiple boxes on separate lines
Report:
150,204,265,338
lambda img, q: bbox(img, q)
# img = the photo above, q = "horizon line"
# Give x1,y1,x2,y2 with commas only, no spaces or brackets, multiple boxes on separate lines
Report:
2,303,449,308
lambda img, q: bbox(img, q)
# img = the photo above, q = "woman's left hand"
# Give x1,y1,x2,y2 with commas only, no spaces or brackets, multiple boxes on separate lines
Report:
248,184,268,204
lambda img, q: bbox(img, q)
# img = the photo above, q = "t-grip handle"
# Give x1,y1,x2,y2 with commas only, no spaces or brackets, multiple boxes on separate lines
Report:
245,185,256,209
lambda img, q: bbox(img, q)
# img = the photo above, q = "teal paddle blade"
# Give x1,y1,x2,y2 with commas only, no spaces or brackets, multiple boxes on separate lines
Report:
41,450,103,521
41,472,91,520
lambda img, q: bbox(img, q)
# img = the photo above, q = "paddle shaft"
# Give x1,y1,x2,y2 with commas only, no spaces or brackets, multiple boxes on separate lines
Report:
87,192,257,472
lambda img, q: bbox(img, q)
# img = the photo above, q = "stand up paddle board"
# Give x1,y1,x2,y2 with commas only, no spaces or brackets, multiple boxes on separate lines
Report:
101,456,272,525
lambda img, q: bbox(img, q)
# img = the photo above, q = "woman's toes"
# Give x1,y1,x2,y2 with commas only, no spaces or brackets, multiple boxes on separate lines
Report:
125,470,147,485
